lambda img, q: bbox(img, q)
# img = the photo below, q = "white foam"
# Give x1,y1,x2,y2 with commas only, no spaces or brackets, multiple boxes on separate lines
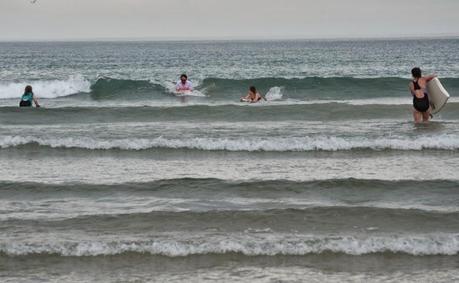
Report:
0,75,91,99
151,266,459,283
2,134,459,151
265,86,284,101
304,97,459,106
1,233,458,256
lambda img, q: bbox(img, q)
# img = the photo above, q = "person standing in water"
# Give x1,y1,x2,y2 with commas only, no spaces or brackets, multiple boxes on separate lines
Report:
175,74,193,93
409,67,435,123
240,86,265,103
19,85,40,107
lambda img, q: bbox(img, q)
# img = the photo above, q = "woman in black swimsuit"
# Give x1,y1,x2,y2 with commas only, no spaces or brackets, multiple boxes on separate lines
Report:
409,67,436,123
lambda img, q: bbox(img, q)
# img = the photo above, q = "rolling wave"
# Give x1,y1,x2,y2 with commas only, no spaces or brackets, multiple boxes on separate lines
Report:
0,76,91,99
1,103,459,125
2,234,458,256
1,178,457,194
5,207,457,232
1,179,458,220
2,135,459,152
89,77,169,100
1,76,457,101
87,76,459,100
82,76,459,100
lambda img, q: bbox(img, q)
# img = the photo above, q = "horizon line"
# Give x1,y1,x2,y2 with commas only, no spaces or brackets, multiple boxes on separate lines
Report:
0,34,458,43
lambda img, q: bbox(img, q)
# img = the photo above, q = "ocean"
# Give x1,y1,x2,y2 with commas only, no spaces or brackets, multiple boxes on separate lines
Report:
0,39,458,282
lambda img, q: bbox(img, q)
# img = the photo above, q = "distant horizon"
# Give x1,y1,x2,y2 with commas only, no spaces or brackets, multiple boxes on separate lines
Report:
1,33,458,43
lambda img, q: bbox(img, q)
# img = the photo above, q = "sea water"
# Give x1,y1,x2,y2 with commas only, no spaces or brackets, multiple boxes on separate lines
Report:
0,39,458,282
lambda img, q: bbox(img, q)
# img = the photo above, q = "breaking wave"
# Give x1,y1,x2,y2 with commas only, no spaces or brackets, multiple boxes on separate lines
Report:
1,76,457,101
2,135,459,152
0,75,91,99
2,234,458,256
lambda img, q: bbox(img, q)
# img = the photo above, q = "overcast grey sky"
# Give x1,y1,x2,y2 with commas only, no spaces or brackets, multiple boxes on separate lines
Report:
1,0,458,40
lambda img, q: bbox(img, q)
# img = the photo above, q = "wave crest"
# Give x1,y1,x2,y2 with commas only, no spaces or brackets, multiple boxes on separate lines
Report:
89,77,167,100
1,135,459,152
1,76,457,101
2,234,458,256
0,76,91,99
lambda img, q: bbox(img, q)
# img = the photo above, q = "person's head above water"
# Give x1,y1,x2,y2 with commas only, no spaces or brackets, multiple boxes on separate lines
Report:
24,85,33,94
249,86,257,94
411,67,422,79
180,74,188,84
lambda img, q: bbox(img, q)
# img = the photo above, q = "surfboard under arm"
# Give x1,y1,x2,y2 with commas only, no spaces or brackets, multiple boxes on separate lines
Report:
426,78,450,114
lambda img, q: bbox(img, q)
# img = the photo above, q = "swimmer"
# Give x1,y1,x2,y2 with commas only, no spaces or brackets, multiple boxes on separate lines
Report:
176,74,193,93
240,86,265,103
409,67,436,123
19,85,40,107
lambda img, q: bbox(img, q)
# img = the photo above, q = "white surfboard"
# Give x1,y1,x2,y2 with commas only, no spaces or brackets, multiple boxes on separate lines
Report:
427,78,450,114
175,90,193,96
175,90,206,97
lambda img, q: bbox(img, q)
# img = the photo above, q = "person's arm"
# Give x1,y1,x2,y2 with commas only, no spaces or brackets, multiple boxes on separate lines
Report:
175,82,181,91
33,95,40,107
424,74,437,82
188,82,193,91
408,82,416,96
240,93,250,101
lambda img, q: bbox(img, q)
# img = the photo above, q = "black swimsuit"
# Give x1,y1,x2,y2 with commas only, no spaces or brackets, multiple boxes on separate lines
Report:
412,80,430,113
19,100,32,107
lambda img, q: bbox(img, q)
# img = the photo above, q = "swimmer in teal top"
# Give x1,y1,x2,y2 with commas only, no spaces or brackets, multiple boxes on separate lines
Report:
19,85,40,107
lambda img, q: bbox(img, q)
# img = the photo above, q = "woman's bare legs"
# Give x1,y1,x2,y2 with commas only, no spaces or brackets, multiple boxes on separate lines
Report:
422,111,430,122
413,109,423,123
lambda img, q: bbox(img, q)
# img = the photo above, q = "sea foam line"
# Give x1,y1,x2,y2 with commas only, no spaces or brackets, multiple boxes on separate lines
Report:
1,135,459,151
1,234,458,256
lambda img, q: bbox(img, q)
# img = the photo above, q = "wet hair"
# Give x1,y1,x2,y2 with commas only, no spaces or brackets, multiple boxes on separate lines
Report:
180,74,188,80
249,86,257,93
411,67,422,78
24,85,33,94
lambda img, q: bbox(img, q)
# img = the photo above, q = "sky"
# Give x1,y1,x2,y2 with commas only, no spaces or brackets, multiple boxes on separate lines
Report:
0,0,458,41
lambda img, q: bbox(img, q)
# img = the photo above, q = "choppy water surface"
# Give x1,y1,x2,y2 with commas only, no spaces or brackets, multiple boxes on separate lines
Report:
0,39,458,282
